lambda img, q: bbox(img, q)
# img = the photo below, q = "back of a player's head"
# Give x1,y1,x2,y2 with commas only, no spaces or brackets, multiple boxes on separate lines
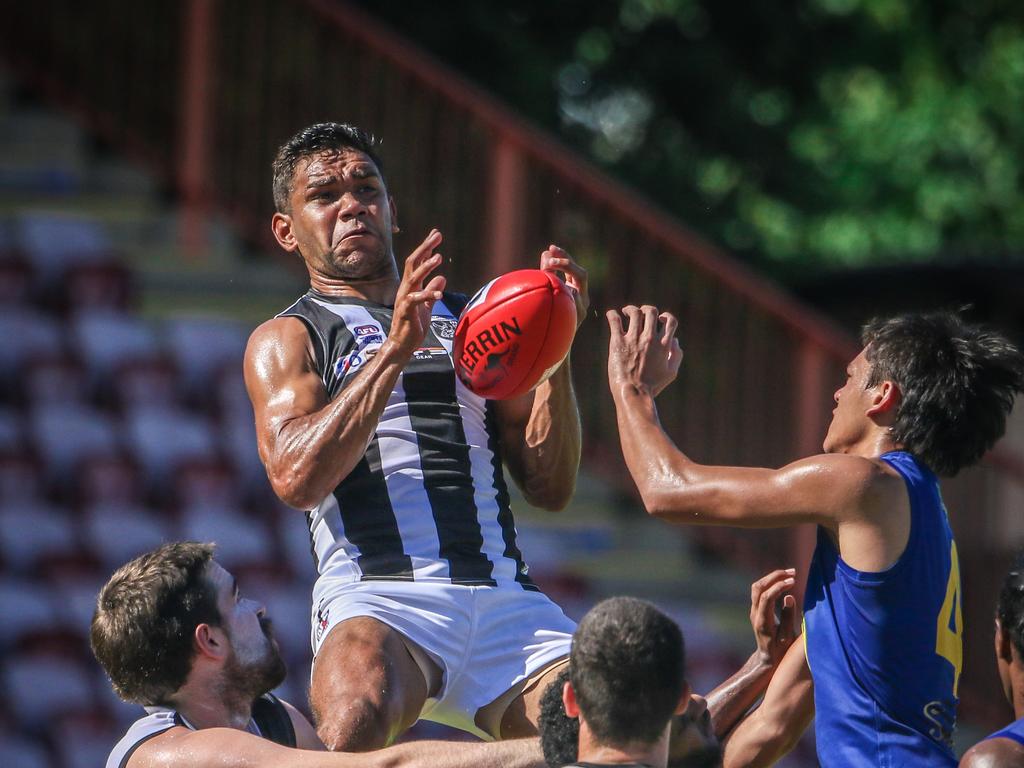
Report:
569,596,686,748
91,541,220,706
272,122,384,213
862,311,1024,476
998,554,1024,659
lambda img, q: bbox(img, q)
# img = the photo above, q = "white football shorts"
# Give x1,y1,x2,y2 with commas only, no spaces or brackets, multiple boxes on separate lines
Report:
310,579,575,739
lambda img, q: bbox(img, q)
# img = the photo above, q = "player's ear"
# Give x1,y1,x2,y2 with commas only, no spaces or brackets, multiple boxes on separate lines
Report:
674,683,693,715
272,212,299,253
996,618,1014,664
562,680,580,719
194,623,227,661
866,379,900,418
389,196,400,234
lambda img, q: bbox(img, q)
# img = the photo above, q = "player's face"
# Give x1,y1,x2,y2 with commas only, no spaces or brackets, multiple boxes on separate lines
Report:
285,149,398,281
207,562,286,695
996,619,1014,706
671,694,721,764
822,348,875,454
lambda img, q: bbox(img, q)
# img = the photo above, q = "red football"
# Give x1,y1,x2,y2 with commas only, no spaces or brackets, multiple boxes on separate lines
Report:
454,269,577,400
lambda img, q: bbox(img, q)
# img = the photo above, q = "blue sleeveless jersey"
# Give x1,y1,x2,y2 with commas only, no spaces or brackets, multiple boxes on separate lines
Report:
987,717,1024,748
803,451,961,767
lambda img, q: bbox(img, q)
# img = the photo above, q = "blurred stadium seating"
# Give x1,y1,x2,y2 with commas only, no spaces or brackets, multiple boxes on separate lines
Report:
6,0,1019,755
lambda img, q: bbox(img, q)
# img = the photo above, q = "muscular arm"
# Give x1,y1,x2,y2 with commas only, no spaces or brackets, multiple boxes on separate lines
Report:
494,359,581,510
130,728,545,768
721,640,815,768
245,318,412,509
960,738,1024,768
492,245,587,511
244,234,445,509
606,306,892,530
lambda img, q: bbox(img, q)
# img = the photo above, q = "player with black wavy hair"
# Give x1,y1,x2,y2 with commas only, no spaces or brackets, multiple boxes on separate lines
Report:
607,308,1024,767
960,555,1024,767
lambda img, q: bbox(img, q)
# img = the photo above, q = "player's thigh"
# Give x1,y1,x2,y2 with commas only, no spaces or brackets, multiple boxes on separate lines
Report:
310,615,428,727
496,658,570,739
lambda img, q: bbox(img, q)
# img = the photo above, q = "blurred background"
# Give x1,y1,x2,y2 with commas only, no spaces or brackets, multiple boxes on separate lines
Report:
0,1,1022,765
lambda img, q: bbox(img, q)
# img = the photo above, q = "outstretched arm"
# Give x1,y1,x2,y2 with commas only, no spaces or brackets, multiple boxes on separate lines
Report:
706,569,798,739
130,727,545,768
495,246,588,511
606,305,880,530
244,231,446,509
720,640,815,768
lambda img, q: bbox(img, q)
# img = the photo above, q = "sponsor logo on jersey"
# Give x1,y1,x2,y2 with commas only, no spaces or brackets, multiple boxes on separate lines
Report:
354,324,380,336
412,346,449,361
431,316,458,340
335,350,365,377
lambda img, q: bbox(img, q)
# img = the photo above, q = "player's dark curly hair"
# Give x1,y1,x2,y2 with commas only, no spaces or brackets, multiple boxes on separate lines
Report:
998,554,1024,658
538,667,579,767
569,596,686,748
91,541,221,706
272,122,385,213
862,311,1024,476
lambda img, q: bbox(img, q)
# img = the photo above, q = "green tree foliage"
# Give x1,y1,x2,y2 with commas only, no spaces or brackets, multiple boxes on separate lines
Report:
358,0,1024,277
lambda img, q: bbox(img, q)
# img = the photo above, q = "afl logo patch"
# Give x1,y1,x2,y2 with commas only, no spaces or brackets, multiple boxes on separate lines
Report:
431,317,457,340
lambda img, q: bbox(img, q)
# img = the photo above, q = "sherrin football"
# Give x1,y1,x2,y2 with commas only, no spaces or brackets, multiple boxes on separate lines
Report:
454,269,577,400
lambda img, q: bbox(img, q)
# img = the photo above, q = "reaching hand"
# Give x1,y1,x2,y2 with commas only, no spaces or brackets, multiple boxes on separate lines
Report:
389,229,446,357
749,568,798,668
606,304,683,398
540,245,589,330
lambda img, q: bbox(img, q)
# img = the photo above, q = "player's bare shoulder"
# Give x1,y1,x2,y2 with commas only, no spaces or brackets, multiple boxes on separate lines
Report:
960,736,1024,768
244,316,317,387
119,725,191,768
811,453,906,511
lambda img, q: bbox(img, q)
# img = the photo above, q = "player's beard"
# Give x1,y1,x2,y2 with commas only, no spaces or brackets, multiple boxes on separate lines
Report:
222,617,287,702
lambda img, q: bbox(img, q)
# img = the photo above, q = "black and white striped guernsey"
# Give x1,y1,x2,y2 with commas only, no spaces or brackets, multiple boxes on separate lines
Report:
278,290,536,590
105,693,296,768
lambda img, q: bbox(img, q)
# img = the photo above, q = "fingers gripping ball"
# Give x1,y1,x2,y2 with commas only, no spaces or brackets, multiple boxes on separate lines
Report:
454,269,577,400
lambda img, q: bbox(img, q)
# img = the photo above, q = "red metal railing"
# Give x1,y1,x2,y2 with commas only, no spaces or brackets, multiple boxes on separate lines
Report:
3,0,1022,729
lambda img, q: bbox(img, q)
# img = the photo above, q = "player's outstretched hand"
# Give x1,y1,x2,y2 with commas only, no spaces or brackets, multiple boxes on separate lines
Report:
541,245,589,329
750,568,797,668
389,229,447,357
606,304,682,398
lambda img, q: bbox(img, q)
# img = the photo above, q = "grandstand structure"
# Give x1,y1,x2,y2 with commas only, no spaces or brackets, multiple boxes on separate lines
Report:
0,0,1021,764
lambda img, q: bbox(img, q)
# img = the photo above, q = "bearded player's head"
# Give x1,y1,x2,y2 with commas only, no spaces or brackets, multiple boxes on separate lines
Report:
91,541,286,709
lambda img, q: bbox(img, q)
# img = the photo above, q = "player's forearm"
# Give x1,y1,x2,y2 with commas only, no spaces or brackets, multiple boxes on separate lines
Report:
516,358,581,510
368,738,545,768
706,651,775,739
720,703,810,768
611,384,705,518
268,341,410,509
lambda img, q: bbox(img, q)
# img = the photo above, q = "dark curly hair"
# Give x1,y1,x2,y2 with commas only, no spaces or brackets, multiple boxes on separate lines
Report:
91,542,220,706
538,667,579,767
862,311,1024,476
998,553,1024,658
271,122,384,213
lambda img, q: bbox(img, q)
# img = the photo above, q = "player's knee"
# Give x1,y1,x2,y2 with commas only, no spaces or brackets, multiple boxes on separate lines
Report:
315,695,393,752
